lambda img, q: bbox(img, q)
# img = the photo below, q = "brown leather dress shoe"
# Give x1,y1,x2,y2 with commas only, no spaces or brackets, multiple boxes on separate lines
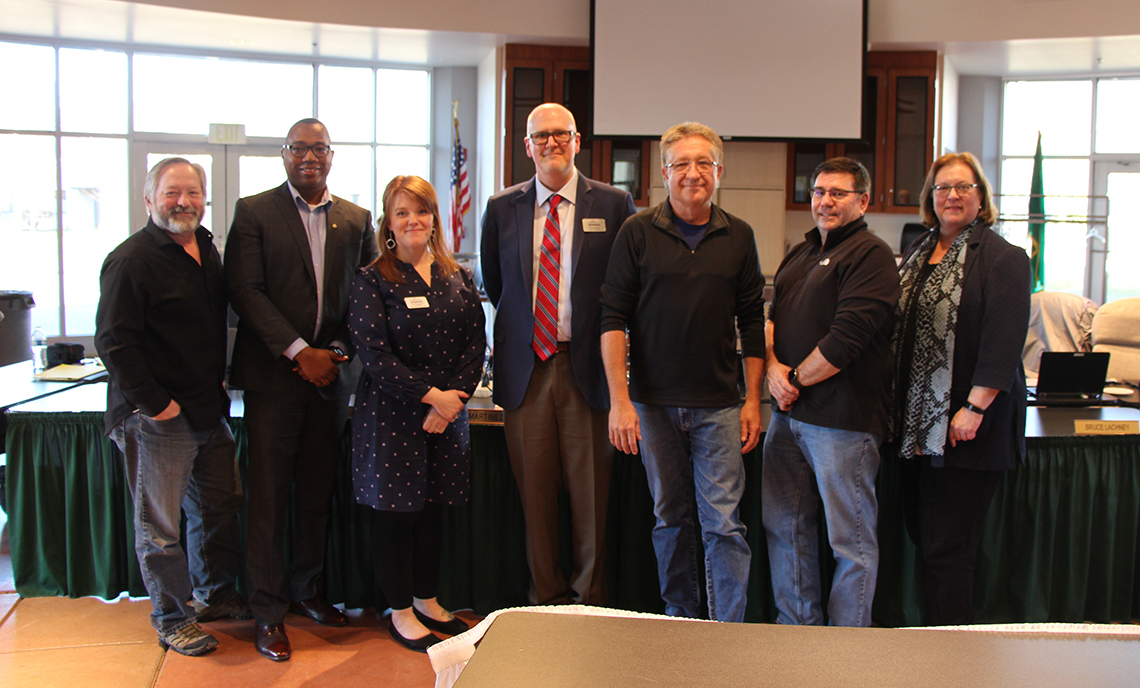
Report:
290,597,349,627
255,623,291,662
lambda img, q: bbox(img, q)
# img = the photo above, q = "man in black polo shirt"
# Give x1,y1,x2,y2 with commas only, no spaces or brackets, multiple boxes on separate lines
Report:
763,157,901,627
96,158,247,656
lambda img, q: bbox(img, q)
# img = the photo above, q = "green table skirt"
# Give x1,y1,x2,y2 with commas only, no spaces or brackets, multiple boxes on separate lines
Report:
6,412,1140,625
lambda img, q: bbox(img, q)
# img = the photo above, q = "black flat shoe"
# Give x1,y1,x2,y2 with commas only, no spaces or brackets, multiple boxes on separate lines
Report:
413,607,470,636
388,622,442,653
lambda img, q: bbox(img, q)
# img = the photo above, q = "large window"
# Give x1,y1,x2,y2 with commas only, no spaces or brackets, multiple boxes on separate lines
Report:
1001,77,1140,303
0,39,432,338
133,55,313,137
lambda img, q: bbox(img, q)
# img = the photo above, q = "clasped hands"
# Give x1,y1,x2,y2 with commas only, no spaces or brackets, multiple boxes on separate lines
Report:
422,387,470,434
293,346,347,387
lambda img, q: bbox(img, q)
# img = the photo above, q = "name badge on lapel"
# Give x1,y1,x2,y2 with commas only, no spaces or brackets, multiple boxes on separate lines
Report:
405,296,430,309
582,219,606,233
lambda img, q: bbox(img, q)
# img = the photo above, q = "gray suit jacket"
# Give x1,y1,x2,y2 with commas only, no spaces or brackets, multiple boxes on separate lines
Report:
480,174,636,411
225,182,377,397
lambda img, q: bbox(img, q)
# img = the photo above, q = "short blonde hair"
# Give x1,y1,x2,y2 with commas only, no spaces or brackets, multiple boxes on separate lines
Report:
660,122,723,166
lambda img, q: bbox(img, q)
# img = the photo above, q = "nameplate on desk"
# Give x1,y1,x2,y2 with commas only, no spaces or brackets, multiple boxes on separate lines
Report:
1074,420,1140,435
468,408,504,425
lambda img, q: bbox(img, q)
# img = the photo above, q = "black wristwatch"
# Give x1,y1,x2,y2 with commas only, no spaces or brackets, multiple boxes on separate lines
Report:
788,367,805,391
962,401,985,415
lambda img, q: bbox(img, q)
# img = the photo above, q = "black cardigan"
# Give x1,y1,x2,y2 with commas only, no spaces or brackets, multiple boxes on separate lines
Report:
899,225,1032,470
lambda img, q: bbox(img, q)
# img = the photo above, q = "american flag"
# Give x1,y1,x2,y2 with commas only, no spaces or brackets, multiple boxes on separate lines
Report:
449,104,471,253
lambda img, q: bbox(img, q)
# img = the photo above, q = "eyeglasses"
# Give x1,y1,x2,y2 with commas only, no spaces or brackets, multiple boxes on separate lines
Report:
527,130,575,145
810,188,860,200
665,159,720,174
283,144,332,158
932,183,978,197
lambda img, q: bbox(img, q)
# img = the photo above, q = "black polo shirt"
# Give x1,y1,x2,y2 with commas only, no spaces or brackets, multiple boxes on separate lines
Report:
768,218,900,435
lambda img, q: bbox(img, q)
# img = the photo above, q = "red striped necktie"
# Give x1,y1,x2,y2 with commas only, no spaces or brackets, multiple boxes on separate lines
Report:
533,193,562,360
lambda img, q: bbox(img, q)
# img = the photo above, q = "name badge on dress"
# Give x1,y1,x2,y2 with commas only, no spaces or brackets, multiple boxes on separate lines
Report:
405,296,430,309
582,219,606,233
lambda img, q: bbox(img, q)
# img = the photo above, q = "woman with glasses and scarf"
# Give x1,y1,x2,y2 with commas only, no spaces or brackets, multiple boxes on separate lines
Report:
889,152,1031,626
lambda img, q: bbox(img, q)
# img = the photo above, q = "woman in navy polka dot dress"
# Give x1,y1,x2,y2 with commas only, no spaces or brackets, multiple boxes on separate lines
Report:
348,175,486,652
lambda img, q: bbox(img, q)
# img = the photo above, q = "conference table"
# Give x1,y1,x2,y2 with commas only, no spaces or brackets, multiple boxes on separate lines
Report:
0,359,106,432
445,610,1140,688
4,383,1140,627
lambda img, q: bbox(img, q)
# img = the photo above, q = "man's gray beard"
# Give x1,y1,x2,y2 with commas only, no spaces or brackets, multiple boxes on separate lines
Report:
153,212,199,235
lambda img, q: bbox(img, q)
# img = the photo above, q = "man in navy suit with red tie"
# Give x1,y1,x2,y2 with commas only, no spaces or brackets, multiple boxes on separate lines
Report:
480,103,636,606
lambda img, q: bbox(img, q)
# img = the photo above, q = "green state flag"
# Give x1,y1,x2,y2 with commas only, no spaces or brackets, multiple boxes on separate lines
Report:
1029,132,1046,292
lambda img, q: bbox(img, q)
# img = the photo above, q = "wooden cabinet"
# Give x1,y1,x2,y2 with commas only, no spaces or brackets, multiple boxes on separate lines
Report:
597,139,653,206
786,50,936,214
503,44,596,188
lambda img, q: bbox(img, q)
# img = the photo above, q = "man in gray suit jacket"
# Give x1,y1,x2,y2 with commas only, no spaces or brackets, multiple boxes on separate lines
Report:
481,103,636,606
225,118,377,661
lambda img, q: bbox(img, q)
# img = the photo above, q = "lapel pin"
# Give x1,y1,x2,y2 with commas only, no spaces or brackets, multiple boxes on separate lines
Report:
820,258,830,266
332,223,337,229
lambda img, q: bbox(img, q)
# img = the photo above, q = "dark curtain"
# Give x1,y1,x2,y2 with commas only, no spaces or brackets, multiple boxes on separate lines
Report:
7,412,1140,626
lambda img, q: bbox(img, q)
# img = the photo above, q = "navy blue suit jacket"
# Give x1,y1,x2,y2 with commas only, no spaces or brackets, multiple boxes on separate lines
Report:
480,174,636,411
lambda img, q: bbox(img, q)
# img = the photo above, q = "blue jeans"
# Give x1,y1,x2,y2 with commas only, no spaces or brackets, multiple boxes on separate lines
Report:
111,412,243,633
761,412,880,627
634,402,750,622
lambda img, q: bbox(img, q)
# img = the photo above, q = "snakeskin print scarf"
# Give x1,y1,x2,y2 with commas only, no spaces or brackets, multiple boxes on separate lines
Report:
889,221,978,459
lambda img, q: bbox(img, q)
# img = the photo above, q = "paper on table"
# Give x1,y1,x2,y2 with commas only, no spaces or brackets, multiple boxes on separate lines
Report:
33,362,106,381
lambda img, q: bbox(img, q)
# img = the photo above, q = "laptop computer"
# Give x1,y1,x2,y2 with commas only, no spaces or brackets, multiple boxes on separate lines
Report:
1032,351,1111,407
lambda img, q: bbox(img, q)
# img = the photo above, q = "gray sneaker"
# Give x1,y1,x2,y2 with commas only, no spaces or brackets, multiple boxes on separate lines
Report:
158,623,219,656
193,593,253,622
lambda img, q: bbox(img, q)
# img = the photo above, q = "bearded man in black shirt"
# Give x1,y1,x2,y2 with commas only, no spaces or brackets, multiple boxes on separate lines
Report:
96,158,248,657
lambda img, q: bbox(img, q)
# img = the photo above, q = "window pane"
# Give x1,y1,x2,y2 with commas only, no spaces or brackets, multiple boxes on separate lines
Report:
319,66,373,143
134,54,312,137
376,69,430,145
1095,79,1140,154
1105,172,1140,301
62,138,129,336
1001,157,1090,296
60,48,127,134
1002,81,1092,156
239,155,285,200
329,145,374,215
376,146,430,205
0,42,56,131
0,134,60,335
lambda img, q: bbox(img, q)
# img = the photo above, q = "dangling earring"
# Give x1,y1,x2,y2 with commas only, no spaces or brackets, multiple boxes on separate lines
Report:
385,235,396,250
430,227,436,238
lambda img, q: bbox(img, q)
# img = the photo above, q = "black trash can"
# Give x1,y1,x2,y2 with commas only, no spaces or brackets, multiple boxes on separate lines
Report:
0,290,35,367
